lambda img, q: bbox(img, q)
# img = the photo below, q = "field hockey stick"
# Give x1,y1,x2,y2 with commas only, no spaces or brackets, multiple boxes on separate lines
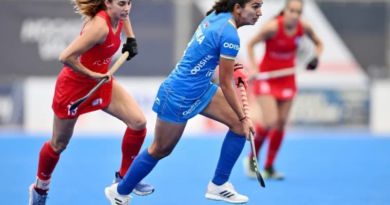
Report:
237,78,266,188
69,52,129,112
254,67,295,80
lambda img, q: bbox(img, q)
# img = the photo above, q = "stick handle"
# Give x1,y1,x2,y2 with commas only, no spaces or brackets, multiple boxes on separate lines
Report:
238,83,251,119
255,67,295,80
237,81,266,188
68,52,130,112
109,52,129,75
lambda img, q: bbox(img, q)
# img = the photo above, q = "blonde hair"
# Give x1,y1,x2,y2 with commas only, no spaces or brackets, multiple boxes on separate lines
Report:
71,0,111,19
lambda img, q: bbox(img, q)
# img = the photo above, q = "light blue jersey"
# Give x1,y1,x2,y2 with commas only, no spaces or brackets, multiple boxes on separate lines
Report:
166,12,240,97
153,12,241,123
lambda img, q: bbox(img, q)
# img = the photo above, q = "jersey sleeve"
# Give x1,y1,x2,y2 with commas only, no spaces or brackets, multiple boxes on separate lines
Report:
219,25,240,61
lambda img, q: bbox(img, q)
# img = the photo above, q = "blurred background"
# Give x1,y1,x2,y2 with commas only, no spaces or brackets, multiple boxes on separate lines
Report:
0,0,389,204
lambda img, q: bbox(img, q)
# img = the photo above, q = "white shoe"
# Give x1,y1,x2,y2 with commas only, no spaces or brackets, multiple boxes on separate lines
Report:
105,183,132,205
113,172,154,196
243,157,257,179
205,181,249,204
29,184,48,205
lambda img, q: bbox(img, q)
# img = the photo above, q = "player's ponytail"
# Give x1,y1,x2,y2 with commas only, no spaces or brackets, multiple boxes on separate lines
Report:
72,0,109,19
206,0,251,16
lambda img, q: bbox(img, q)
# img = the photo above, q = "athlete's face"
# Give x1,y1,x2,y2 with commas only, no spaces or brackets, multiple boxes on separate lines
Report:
106,0,131,20
284,0,303,26
238,0,263,26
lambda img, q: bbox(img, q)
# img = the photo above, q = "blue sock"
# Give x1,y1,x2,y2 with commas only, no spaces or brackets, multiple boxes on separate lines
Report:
117,149,159,195
212,130,246,185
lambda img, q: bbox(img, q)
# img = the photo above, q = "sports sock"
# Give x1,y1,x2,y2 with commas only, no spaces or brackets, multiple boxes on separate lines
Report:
119,128,147,178
117,149,159,195
212,130,246,185
265,129,284,168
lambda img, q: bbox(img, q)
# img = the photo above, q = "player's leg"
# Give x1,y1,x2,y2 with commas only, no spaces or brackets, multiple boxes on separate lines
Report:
105,80,188,203
102,80,153,196
200,88,249,204
244,95,278,178
29,115,78,205
105,118,186,202
263,99,293,179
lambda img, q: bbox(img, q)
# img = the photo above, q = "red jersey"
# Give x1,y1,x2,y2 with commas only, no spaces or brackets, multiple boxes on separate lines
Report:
52,10,123,118
64,10,123,83
259,16,304,72
252,16,304,100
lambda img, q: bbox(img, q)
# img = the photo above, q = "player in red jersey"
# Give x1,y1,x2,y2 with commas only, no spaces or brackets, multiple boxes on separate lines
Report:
28,1,154,204
243,0,323,179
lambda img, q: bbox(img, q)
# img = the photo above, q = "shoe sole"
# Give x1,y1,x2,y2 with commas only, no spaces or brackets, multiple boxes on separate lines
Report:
261,172,285,180
132,189,155,196
205,193,248,204
264,177,284,180
113,179,155,196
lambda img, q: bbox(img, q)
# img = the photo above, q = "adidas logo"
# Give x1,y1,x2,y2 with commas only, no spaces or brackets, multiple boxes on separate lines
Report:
115,198,124,205
219,190,235,198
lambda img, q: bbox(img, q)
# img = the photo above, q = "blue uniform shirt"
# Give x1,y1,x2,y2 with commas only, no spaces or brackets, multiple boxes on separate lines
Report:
166,12,240,98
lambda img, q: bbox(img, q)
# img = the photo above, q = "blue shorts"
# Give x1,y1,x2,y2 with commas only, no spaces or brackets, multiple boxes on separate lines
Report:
152,80,218,124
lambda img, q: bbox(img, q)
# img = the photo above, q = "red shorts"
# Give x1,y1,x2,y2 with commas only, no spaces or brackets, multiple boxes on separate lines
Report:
52,70,113,119
252,75,297,100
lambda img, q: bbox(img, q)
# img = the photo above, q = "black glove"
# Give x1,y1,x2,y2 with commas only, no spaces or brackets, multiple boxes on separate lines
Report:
122,37,138,60
307,57,319,70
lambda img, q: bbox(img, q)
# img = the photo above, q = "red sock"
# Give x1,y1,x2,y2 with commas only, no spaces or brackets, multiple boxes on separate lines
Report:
35,141,60,193
265,129,284,168
118,127,147,178
249,124,269,159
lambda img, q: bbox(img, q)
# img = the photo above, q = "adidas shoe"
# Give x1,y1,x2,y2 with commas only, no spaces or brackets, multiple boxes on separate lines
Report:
113,172,154,196
205,181,249,204
105,183,131,205
262,166,284,180
29,184,48,205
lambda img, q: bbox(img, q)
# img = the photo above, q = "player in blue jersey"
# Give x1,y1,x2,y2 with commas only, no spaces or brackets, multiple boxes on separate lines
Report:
105,0,263,204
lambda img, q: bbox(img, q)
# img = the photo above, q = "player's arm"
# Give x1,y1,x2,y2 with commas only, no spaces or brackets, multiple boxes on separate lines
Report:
247,20,278,73
302,20,323,57
122,16,135,38
121,16,138,60
59,17,108,77
302,20,323,70
219,33,246,121
219,58,246,120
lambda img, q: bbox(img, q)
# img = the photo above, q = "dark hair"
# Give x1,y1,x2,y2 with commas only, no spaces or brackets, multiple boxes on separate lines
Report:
206,0,252,16
276,0,303,18
72,0,111,19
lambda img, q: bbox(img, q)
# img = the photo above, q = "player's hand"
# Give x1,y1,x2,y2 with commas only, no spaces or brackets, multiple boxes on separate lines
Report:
233,63,249,90
307,57,319,70
89,72,112,83
122,37,138,61
241,117,255,141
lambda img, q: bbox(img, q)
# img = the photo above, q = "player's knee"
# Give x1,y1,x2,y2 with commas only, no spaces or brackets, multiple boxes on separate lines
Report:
127,117,147,130
149,148,172,159
50,140,68,154
264,117,278,129
230,120,246,136
275,118,287,130
148,145,173,160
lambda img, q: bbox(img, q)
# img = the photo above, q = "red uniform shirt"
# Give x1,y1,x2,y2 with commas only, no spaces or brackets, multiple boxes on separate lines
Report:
52,10,123,118
260,15,304,72
252,16,304,100
64,10,123,82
